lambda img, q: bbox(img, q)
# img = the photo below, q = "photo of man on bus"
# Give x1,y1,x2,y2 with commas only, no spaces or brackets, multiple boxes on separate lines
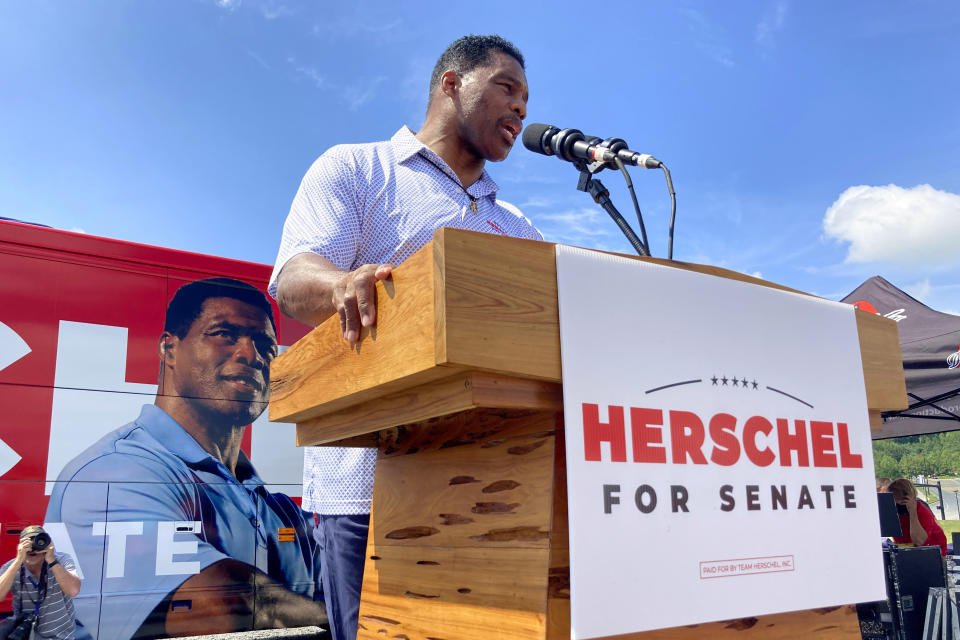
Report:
44,278,326,640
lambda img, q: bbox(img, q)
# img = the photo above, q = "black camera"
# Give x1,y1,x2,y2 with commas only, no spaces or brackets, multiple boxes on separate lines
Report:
30,531,52,552
21,525,52,553
8,613,37,640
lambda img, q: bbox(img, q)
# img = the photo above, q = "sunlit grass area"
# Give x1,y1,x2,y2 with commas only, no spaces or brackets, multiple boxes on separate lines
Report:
938,520,960,536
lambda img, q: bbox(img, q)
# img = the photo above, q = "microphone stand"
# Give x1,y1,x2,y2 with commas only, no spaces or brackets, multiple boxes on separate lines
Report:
573,159,649,257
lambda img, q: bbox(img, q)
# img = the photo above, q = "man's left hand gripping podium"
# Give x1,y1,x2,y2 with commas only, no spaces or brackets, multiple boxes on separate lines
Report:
268,227,906,640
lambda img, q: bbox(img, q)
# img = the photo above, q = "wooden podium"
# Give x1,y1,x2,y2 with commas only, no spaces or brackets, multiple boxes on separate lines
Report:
269,228,907,640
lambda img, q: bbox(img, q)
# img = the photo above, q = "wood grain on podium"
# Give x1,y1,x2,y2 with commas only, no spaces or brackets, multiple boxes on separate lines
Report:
601,606,860,639
296,371,563,447
356,407,559,640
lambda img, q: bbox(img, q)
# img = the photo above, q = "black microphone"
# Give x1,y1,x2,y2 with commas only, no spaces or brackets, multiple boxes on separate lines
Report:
522,123,662,169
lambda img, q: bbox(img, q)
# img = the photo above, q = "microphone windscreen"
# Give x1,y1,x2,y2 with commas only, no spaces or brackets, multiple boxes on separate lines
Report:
521,123,553,154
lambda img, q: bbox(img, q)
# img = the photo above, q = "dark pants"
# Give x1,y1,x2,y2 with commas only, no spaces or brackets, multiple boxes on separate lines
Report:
316,513,370,640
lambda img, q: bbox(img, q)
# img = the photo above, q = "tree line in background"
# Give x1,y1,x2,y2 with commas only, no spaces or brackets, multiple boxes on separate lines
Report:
873,431,960,479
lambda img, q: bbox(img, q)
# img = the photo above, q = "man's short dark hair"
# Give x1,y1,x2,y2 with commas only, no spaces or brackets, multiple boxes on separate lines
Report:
164,277,276,338
429,34,525,97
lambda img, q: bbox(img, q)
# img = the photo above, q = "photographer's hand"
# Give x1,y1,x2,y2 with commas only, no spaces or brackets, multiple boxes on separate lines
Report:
16,538,30,564
43,544,81,598
0,539,32,601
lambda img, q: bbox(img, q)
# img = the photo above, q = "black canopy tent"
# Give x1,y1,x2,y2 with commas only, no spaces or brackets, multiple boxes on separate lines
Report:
841,276,960,439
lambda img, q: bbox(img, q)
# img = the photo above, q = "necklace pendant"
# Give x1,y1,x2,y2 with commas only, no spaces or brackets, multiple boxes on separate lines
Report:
469,199,478,214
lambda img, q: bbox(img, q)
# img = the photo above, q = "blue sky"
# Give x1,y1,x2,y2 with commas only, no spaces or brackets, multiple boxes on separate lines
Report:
2,1,959,312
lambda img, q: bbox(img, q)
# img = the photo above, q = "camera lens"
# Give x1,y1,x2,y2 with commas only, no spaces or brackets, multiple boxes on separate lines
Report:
30,532,51,551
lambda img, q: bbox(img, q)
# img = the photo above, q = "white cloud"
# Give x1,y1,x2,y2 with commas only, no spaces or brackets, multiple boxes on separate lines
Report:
669,251,768,283
294,65,328,89
246,50,270,70
902,280,960,315
500,173,562,185
822,183,960,270
312,18,402,41
214,0,292,18
517,196,556,209
537,207,625,251
400,56,432,102
344,76,387,111
540,208,612,237
259,1,293,19
756,1,788,55
390,57,431,128
289,60,384,112
905,278,932,302
682,8,735,68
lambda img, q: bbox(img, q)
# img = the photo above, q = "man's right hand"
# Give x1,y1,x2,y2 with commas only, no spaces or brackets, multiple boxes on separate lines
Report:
276,253,396,341
0,538,34,601
332,263,393,343
15,538,31,564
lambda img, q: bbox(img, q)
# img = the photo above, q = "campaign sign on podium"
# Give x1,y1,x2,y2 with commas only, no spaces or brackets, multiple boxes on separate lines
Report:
555,245,887,638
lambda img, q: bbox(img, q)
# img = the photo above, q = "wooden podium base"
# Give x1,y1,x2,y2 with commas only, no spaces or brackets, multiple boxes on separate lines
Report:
352,379,861,640
357,406,563,639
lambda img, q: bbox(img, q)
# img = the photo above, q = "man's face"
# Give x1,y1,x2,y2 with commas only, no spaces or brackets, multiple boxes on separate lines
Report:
455,51,528,162
23,551,46,571
24,547,45,569
165,297,277,427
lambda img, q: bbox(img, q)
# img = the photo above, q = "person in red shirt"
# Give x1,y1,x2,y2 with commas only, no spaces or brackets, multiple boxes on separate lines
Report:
889,478,948,555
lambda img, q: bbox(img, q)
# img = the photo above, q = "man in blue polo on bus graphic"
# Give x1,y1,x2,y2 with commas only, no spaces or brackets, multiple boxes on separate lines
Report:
45,278,326,640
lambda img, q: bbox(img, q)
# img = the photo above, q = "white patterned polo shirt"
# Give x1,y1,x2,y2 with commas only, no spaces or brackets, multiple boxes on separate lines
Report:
271,126,542,515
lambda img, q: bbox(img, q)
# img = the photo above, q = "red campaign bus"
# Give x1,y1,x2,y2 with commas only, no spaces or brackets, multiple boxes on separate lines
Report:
0,219,322,639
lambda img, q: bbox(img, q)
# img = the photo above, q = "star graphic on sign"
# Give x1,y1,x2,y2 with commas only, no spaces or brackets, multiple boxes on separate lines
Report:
711,376,718,385
732,377,739,387
751,380,759,389
721,376,729,385
741,377,749,388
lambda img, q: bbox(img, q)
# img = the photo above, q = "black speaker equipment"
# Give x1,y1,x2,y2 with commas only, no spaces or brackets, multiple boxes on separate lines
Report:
858,547,946,640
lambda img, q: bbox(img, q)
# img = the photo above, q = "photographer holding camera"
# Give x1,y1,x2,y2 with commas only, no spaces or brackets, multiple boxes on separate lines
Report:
0,526,81,640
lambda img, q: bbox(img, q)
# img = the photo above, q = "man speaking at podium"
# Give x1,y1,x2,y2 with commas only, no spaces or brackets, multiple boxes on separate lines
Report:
269,34,541,640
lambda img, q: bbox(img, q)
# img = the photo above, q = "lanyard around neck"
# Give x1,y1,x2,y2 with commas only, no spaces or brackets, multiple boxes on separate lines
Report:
419,153,480,213
21,566,44,614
